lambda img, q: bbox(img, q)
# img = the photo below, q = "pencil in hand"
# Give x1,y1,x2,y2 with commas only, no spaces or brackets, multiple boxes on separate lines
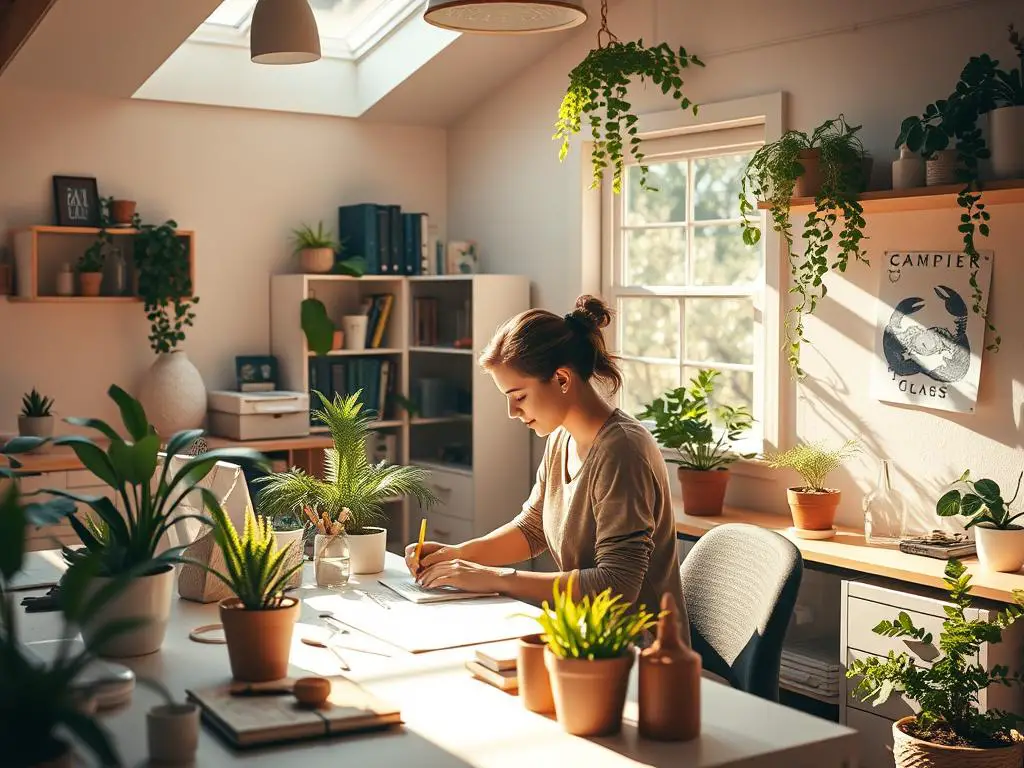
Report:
413,518,427,575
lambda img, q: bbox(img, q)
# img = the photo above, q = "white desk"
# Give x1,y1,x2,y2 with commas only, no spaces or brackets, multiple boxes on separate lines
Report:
20,553,859,767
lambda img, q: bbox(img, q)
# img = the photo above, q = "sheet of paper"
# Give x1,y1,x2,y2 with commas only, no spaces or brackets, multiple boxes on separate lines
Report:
8,550,67,591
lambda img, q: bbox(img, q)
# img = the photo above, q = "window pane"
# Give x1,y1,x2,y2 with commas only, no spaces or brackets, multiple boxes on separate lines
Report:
625,161,687,225
692,152,753,221
624,227,687,286
691,224,763,286
683,366,754,414
620,361,679,419
684,298,755,365
620,298,679,359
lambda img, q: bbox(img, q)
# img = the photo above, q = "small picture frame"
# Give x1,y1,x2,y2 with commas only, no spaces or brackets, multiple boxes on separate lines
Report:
52,175,101,227
235,355,279,393
446,241,478,275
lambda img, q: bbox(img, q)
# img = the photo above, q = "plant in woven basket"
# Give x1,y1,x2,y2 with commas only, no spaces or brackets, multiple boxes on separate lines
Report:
848,558,1024,751
554,0,704,194
20,387,54,418
763,439,860,493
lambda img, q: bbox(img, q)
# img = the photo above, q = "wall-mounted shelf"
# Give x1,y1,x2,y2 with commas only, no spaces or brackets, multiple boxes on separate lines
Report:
5,296,140,304
758,178,1024,214
309,348,403,357
409,345,474,355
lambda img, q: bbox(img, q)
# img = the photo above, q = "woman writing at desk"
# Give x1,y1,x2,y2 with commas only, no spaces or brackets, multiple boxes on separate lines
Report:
405,295,688,638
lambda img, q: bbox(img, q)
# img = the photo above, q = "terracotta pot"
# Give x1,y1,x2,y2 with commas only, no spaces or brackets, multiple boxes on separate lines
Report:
677,467,729,517
110,199,136,225
81,565,175,658
219,596,299,682
545,647,634,736
347,527,387,574
518,634,554,714
974,525,1024,573
332,329,344,350
892,716,1024,768
786,487,840,532
78,271,102,297
299,247,335,273
793,149,822,197
27,738,73,768
18,415,54,453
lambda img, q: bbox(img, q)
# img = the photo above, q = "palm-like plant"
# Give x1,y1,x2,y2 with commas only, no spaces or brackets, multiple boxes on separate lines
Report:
255,391,438,535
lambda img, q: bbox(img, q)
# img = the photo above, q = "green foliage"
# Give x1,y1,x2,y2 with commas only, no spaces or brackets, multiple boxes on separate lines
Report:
131,214,198,354
936,469,1024,530
555,37,704,194
301,298,336,356
292,221,340,253
255,391,438,535
847,559,1024,747
534,573,658,660
79,198,113,274
20,387,54,418
763,439,860,493
48,384,269,577
740,115,869,377
635,369,754,471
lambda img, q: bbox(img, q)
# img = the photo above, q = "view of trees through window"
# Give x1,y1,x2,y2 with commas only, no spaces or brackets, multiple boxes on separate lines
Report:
611,149,766,421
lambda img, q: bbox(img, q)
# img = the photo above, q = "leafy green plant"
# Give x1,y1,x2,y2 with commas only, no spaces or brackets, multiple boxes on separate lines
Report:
47,384,269,577
292,221,339,252
763,439,860,493
20,387,54,418
131,213,198,354
301,297,336,356
635,369,754,471
554,0,703,194
255,391,438,535
78,198,113,275
740,115,869,377
936,469,1023,530
534,573,659,660
847,559,1024,748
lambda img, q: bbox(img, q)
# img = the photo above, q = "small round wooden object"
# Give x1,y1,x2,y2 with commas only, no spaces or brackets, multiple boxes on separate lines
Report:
293,677,331,709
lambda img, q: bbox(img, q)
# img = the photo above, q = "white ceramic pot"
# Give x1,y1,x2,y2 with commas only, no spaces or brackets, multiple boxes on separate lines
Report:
341,315,369,351
147,703,199,765
892,145,926,190
81,566,175,658
299,247,335,273
974,525,1024,573
138,350,207,436
989,106,1024,180
273,528,305,589
346,527,387,574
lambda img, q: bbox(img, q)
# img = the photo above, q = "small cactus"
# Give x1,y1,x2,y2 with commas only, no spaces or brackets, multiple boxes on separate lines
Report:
20,388,54,418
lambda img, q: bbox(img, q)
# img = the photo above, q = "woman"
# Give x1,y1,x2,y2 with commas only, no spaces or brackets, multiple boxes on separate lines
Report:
406,295,688,635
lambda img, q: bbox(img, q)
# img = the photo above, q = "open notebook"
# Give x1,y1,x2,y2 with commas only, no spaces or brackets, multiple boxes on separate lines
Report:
377,576,499,604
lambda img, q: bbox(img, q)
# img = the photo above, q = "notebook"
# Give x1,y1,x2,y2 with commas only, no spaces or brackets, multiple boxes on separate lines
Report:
186,676,401,749
466,660,518,691
377,576,499,604
474,640,519,672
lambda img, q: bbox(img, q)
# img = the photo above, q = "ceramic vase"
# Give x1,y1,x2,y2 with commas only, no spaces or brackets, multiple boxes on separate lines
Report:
346,527,387,574
138,350,207,436
988,106,1024,180
81,566,175,657
892,145,925,190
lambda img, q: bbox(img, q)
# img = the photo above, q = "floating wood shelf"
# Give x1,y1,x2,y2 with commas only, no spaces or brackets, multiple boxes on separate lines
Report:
5,296,140,303
757,178,1024,214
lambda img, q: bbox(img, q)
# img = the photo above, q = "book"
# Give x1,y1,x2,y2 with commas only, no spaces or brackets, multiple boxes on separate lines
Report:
474,640,519,673
186,676,401,749
899,539,977,560
377,576,499,604
466,660,518,692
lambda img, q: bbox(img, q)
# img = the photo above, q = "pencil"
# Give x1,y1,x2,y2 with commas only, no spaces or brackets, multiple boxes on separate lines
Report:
414,518,427,570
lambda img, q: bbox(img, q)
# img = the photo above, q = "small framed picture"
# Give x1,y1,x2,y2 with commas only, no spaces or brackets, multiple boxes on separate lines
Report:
446,241,478,274
235,355,279,392
52,175,101,227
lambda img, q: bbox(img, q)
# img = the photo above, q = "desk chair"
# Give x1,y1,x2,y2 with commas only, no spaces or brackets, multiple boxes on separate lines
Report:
679,523,802,702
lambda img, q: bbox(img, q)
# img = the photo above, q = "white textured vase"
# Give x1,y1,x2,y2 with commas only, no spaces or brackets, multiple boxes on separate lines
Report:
989,105,1024,180
139,351,207,436
347,527,387,574
82,567,175,657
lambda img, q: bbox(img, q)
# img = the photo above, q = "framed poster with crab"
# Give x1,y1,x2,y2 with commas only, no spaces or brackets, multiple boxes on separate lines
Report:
870,250,993,413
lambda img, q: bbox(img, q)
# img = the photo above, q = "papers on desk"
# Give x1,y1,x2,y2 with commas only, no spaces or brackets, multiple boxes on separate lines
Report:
7,550,66,591
378,576,499,604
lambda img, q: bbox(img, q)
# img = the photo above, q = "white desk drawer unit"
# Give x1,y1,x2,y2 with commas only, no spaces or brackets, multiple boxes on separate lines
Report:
425,510,474,546
418,465,473,523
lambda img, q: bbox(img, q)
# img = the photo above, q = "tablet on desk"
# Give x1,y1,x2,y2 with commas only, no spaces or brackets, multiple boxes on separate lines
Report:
377,576,499,604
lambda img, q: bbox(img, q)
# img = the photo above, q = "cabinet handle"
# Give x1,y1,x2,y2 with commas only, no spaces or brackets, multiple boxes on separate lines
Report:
432,485,452,493
434,528,451,538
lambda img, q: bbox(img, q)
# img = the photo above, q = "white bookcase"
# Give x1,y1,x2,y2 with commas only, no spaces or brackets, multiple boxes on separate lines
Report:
270,274,531,555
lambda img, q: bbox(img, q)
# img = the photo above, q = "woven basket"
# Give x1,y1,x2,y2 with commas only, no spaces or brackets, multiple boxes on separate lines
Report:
177,528,233,604
892,717,1024,768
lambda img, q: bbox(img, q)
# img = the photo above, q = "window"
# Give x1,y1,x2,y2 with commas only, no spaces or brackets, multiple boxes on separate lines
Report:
602,123,770,447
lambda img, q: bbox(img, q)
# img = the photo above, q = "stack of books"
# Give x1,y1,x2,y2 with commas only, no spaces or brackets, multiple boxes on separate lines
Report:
466,641,519,692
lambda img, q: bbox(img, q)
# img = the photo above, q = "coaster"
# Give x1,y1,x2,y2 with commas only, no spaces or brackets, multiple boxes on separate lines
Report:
790,526,837,540
189,623,227,644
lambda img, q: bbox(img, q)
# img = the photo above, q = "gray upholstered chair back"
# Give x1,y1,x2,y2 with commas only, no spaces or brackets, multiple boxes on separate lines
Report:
679,523,802,701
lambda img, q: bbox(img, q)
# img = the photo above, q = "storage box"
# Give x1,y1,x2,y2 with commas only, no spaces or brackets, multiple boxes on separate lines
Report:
207,391,310,441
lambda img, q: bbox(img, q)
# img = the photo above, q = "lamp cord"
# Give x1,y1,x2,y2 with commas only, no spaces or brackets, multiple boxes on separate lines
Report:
597,0,618,48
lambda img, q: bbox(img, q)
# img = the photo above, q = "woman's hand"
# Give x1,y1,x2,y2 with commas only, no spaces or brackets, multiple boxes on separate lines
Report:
404,541,459,577
416,559,500,593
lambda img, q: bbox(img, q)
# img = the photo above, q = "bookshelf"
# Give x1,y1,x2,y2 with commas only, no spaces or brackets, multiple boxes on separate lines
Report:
270,274,531,554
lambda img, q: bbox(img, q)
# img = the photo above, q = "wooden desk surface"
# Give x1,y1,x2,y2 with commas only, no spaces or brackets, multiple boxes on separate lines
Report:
675,505,1024,604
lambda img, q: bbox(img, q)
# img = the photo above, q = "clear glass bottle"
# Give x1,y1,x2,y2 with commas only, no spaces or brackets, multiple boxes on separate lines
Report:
863,459,908,545
108,246,127,296
314,534,350,588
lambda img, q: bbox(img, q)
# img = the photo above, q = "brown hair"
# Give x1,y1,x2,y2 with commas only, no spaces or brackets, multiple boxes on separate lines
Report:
478,294,623,393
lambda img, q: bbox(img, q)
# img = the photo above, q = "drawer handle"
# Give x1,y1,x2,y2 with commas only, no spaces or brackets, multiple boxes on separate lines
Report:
434,528,450,538
432,485,452,493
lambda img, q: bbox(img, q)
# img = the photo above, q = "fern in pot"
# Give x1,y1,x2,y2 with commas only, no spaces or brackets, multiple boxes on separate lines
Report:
255,391,438,575
636,369,753,517
937,468,1024,573
763,439,860,538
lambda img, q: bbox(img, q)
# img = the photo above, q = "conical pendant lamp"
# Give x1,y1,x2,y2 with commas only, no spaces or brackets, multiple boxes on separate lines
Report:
423,0,587,35
250,0,321,64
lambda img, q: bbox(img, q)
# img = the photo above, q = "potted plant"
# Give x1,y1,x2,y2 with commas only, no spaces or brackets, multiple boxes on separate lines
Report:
255,391,438,574
264,504,306,590
553,0,704,194
194,501,302,683
987,24,1024,179
293,221,339,274
534,574,658,736
763,439,860,538
937,469,1024,573
636,369,754,516
740,115,869,377
76,238,105,297
18,388,55,450
45,384,269,658
109,197,136,226
847,559,1024,768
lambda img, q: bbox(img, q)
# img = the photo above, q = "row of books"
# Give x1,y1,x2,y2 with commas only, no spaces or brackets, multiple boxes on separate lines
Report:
308,356,395,425
359,293,395,349
338,204,432,276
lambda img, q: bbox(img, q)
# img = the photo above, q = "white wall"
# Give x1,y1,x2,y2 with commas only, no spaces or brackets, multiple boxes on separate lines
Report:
449,0,1024,529
0,85,446,434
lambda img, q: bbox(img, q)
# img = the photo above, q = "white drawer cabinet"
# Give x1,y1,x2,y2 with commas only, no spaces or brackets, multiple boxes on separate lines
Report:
10,469,113,552
425,510,474,546
416,465,474,524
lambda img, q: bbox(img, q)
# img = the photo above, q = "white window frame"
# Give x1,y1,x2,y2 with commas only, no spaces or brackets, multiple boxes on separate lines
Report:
599,94,787,474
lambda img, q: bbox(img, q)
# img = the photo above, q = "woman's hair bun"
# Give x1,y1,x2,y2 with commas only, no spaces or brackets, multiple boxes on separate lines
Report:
571,294,613,332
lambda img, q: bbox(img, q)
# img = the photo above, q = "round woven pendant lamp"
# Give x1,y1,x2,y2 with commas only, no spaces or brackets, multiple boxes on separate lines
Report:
423,0,587,34
250,0,322,65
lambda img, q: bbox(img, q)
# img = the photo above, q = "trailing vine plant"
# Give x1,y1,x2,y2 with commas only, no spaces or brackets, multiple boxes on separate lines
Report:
79,197,114,275
553,0,704,193
130,212,198,354
739,115,868,376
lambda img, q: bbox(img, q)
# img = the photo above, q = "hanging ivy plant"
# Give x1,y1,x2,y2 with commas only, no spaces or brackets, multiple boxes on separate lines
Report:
554,0,704,194
131,214,198,354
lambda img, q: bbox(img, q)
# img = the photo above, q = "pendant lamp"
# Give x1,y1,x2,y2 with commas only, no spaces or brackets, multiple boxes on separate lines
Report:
250,0,321,64
423,0,587,35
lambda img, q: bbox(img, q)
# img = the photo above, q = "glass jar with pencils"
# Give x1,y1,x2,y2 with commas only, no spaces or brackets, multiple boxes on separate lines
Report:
309,507,350,589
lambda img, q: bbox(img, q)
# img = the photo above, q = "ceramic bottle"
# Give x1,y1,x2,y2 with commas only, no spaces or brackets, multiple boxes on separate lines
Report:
638,593,701,741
